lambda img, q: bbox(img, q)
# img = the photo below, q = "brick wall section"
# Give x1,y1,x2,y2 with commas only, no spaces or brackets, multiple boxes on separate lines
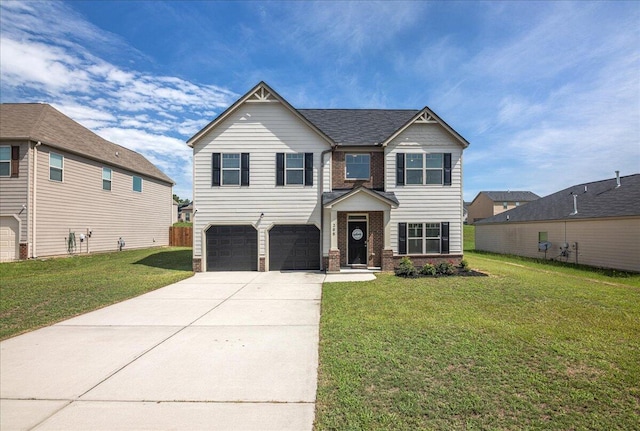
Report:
332,151,384,190
382,249,394,271
338,212,348,266
328,250,341,272
368,212,383,267
19,243,28,260
192,258,202,272
259,257,265,272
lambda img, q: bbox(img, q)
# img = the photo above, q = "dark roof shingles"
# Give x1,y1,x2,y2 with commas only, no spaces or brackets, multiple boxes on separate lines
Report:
482,191,540,202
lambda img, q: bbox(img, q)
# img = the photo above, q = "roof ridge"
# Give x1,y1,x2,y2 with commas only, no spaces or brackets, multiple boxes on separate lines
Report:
29,103,50,140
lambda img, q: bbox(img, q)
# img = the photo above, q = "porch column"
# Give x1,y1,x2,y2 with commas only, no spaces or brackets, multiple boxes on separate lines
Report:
328,209,340,272
383,209,391,250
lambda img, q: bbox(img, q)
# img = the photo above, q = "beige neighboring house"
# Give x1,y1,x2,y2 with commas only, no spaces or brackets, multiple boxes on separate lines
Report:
475,173,640,272
0,103,174,262
467,190,539,224
178,203,193,223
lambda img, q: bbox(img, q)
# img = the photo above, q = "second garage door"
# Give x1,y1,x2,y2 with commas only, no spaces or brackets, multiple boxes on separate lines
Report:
206,225,257,271
269,225,320,270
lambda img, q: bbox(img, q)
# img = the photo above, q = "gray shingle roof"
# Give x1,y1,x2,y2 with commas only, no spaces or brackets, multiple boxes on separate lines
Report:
298,109,419,146
476,174,640,224
323,189,399,206
0,103,173,184
481,191,540,202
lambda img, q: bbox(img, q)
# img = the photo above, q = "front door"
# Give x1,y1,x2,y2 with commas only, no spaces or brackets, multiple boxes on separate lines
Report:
348,221,367,265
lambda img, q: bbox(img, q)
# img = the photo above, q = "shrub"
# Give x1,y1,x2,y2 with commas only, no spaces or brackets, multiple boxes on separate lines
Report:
420,263,437,276
395,257,418,277
436,261,456,276
459,259,469,272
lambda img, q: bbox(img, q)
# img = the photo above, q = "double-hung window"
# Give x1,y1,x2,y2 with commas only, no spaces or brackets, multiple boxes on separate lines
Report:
0,146,10,177
345,154,370,180
50,153,63,182
102,168,112,190
212,153,250,186
133,176,142,192
276,153,313,186
398,222,450,255
396,153,452,186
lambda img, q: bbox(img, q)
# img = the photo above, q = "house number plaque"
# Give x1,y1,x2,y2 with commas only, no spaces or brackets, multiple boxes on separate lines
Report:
351,228,364,241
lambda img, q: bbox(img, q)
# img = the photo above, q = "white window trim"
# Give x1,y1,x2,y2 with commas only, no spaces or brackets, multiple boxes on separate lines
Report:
132,175,143,192
221,153,241,186
345,153,370,180
49,152,63,182
406,222,441,255
0,145,10,177
404,153,444,186
285,153,304,186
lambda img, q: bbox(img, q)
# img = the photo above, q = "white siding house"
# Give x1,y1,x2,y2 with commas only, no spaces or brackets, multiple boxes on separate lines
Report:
188,82,468,272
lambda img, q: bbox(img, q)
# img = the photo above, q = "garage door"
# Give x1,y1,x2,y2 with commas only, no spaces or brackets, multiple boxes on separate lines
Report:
0,216,19,262
269,225,320,270
206,225,257,271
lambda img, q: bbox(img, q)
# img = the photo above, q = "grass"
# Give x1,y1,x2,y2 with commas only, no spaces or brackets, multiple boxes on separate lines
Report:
0,247,193,340
315,243,640,430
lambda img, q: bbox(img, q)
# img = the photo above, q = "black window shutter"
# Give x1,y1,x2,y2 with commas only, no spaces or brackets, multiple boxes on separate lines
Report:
212,153,220,186
276,153,284,186
241,153,250,186
441,222,450,254
396,153,405,186
398,223,407,255
11,146,19,177
443,153,452,186
304,153,313,186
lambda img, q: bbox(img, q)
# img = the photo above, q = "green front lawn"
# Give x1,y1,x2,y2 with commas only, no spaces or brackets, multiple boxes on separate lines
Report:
0,247,193,340
315,252,640,430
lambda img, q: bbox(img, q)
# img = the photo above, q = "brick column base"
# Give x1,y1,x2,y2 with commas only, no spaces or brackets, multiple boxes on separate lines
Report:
328,249,341,273
382,249,394,272
19,243,28,260
259,257,266,272
192,258,202,272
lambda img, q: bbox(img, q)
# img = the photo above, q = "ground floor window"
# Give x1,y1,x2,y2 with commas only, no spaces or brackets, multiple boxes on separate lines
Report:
399,222,449,255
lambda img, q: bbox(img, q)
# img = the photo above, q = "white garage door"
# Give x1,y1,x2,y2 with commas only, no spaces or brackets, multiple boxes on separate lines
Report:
0,216,19,262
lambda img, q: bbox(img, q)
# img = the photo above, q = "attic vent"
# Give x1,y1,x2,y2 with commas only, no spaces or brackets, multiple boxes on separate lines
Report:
115,151,119,157
248,87,273,102
615,170,621,188
414,112,437,124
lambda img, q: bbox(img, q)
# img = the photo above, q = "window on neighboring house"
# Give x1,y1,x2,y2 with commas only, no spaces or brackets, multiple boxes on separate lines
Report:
276,153,313,186
102,167,112,191
345,154,370,179
212,153,250,186
396,153,451,186
133,176,142,192
515,202,520,207
0,146,10,177
398,222,450,255
185,212,190,222
50,152,63,182
503,202,508,209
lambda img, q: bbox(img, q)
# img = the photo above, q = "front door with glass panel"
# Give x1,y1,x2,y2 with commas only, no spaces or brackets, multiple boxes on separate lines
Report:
348,220,367,265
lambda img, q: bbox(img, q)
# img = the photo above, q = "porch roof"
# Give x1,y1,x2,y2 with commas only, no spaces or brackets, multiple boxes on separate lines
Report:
322,187,399,208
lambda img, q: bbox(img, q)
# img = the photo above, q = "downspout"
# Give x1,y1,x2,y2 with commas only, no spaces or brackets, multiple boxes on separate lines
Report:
32,141,41,258
319,147,334,272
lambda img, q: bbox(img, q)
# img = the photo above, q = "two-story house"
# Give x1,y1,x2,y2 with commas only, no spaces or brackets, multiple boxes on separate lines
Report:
188,82,468,272
467,191,540,224
0,103,174,261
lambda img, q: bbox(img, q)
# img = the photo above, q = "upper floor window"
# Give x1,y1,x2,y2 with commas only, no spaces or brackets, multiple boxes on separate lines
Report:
0,146,10,177
50,152,63,182
212,153,250,186
133,176,142,192
345,154,370,180
102,167,112,191
396,153,452,186
276,153,313,186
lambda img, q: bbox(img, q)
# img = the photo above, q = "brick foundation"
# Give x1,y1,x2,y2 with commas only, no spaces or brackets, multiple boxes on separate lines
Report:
259,257,265,272
388,254,463,270
192,258,202,272
328,249,341,272
382,249,394,271
323,256,329,272
19,243,28,260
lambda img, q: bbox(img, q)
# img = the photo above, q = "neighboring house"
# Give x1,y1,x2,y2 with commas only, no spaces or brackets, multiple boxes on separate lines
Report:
0,103,174,262
463,201,470,224
467,190,539,224
178,202,193,222
172,200,179,224
475,173,640,272
188,82,468,272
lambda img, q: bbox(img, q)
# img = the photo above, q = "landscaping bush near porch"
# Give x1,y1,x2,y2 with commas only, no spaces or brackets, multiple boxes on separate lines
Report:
315,252,640,430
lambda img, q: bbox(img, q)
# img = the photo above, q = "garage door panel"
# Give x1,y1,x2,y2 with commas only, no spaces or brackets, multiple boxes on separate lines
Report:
206,225,257,271
269,225,320,271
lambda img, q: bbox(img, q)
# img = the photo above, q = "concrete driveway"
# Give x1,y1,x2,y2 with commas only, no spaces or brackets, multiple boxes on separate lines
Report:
0,271,327,431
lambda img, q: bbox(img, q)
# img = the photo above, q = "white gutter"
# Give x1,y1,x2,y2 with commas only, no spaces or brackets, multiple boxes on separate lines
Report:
32,141,41,258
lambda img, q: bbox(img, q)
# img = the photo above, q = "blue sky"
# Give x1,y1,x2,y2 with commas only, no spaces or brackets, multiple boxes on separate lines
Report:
1,1,638,201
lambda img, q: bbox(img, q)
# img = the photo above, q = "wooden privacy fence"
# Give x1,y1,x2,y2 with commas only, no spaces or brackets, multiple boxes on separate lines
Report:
170,226,193,247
